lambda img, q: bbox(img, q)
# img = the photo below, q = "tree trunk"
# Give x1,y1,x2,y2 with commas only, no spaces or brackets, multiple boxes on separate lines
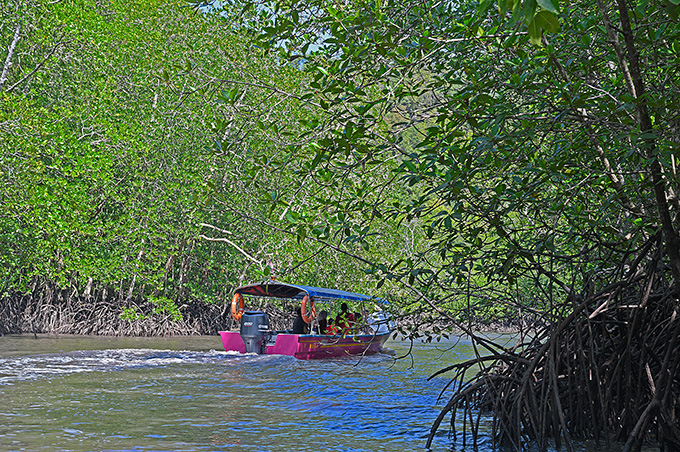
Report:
612,0,680,287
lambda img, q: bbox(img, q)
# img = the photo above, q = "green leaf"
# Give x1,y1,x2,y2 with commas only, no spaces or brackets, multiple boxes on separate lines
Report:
537,0,559,13
528,17,542,46
667,2,680,19
524,0,537,19
535,11,560,33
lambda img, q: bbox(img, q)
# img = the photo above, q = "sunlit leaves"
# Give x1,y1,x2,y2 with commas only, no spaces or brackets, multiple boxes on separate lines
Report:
0,0,294,303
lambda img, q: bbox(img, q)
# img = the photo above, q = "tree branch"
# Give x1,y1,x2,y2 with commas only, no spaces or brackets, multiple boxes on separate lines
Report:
615,0,680,285
0,24,21,92
6,32,66,93
198,234,262,265
595,0,636,98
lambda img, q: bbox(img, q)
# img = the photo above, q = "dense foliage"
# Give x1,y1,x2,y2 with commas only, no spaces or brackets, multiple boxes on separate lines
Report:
204,0,680,320
198,0,680,449
0,0,347,329
1,1,223,312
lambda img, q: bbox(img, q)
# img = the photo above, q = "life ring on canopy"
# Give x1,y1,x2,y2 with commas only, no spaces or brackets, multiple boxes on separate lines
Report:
301,295,316,324
231,293,245,321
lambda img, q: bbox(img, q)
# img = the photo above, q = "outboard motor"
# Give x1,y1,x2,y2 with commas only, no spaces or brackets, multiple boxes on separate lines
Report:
239,311,270,354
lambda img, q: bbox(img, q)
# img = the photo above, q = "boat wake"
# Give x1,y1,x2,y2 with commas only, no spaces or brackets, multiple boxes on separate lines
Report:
0,348,245,385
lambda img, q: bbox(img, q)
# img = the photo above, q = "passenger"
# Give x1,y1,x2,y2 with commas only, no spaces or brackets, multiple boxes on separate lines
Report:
335,302,355,333
317,310,328,334
325,318,339,335
292,307,308,334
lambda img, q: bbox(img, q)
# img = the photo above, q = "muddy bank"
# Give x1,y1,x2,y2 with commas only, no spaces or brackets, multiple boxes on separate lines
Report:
0,287,529,338
0,290,305,337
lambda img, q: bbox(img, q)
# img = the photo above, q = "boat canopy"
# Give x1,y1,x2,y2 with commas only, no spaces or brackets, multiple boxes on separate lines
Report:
234,282,387,304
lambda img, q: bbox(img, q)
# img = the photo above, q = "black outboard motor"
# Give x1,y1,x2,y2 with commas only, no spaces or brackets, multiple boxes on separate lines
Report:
239,311,270,354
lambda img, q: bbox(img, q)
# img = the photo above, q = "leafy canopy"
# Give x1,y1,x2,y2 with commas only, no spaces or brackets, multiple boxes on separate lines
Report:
202,0,680,322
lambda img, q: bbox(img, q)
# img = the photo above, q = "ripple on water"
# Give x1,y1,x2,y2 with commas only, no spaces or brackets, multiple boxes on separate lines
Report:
0,348,249,386
0,335,540,452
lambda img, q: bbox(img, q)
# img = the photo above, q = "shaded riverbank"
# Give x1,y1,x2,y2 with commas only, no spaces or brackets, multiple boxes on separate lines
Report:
0,292,232,336
0,291,314,336
1,290,529,338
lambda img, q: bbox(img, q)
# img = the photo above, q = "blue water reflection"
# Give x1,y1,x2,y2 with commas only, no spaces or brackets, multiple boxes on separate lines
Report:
0,333,608,452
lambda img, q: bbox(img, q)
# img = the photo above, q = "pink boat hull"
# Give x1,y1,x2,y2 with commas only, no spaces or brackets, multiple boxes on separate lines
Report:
219,330,390,360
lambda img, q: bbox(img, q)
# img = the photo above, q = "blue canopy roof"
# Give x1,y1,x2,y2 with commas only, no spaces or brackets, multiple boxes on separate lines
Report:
234,282,386,304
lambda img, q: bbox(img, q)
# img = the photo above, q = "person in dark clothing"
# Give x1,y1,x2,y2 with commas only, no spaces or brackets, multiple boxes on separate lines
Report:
292,307,308,334
317,310,328,334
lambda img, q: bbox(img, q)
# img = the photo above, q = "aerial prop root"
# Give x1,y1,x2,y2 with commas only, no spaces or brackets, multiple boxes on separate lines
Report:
426,252,680,451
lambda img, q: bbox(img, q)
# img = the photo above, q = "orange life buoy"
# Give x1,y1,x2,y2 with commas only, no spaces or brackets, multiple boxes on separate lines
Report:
231,293,245,321
301,295,316,324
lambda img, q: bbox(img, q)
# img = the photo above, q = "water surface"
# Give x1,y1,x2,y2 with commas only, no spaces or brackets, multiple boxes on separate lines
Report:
0,333,631,452
1,334,478,452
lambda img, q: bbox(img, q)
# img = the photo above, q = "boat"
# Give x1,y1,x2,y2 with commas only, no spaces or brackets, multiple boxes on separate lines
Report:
219,281,394,360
